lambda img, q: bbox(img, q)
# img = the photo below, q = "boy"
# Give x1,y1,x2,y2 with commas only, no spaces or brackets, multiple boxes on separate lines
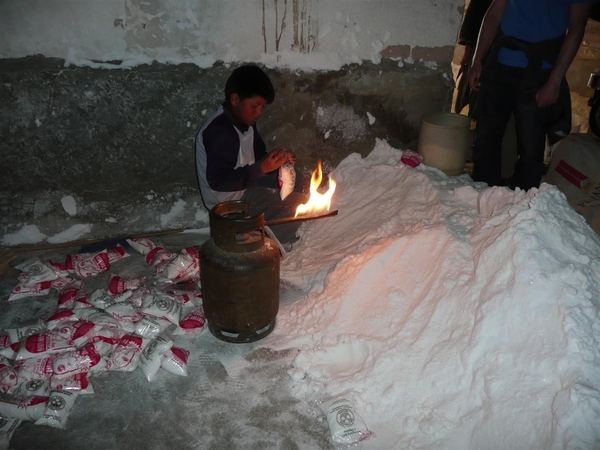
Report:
195,65,307,247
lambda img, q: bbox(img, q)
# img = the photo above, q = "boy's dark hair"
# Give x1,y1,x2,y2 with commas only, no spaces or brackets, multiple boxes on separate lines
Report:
224,65,275,104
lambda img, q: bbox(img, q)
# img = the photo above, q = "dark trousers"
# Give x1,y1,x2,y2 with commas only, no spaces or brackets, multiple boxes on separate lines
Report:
241,168,308,244
472,64,550,190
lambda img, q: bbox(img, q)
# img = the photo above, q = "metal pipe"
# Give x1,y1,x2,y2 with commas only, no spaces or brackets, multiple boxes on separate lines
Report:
264,210,338,226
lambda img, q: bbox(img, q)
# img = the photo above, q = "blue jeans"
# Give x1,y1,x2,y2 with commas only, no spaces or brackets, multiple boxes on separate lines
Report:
472,64,550,190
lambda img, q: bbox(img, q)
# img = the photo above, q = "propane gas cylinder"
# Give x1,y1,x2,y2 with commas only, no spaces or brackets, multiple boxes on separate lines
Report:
200,200,280,343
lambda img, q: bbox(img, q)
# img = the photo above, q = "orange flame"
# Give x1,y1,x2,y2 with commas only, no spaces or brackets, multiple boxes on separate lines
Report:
295,161,336,217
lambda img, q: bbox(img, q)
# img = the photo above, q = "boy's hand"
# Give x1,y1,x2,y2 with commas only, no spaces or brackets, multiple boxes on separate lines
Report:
286,151,297,164
260,149,288,173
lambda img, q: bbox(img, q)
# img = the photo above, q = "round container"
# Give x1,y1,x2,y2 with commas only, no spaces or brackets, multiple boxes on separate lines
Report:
201,200,280,343
417,112,471,176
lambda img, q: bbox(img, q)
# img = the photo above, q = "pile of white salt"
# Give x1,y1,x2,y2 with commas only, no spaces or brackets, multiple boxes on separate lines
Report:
268,140,600,449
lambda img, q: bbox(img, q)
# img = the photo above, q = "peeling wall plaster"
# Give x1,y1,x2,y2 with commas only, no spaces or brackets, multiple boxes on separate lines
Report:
0,0,464,70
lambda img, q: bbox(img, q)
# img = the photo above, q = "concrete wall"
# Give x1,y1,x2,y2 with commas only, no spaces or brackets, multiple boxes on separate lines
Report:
0,0,463,67
0,0,463,247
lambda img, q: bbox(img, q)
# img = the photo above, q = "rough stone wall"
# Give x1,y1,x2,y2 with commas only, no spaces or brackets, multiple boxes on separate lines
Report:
0,57,454,246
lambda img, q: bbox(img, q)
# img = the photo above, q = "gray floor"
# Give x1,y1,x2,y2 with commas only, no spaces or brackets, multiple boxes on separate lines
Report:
0,232,332,450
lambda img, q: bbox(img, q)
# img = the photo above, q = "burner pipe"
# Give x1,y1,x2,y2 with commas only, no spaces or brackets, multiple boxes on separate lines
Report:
264,210,338,227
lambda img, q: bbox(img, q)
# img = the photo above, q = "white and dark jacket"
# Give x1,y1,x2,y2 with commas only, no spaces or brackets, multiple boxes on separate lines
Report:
195,104,267,210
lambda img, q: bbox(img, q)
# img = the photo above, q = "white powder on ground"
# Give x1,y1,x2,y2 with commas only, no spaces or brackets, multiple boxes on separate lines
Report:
267,139,600,449
160,199,187,228
46,224,92,244
194,207,209,223
0,224,47,246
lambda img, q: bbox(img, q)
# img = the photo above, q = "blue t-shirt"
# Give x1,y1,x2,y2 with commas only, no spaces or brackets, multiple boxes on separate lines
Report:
498,0,590,68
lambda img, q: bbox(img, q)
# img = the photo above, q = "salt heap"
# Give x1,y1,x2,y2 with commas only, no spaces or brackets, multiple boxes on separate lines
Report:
269,140,600,449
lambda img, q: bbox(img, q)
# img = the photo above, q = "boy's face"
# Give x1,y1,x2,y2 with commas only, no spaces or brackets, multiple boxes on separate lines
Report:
229,94,267,127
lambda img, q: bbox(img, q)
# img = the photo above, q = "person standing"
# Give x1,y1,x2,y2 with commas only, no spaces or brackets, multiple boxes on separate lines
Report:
454,0,493,114
468,0,595,190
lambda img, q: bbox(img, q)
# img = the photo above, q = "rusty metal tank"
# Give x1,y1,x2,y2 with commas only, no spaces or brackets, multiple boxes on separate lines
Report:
200,200,280,343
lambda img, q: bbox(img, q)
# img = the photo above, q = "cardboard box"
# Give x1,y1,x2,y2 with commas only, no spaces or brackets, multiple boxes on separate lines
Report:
543,133,600,234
